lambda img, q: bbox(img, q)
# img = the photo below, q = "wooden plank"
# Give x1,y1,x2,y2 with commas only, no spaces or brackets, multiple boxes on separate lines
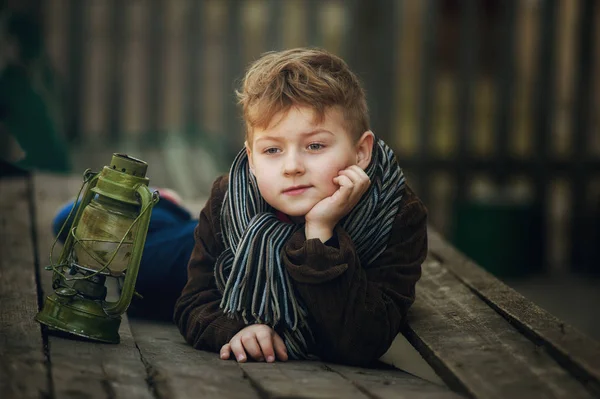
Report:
202,0,228,137
162,0,187,133
44,0,69,78
532,0,558,267
306,0,321,47
511,0,538,158
0,177,50,398
570,0,597,274
404,253,596,398
129,318,261,399
223,0,244,161
318,1,345,55
239,361,368,399
267,0,283,51
552,0,578,158
427,229,600,395
123,0,151,137
66,0,86,142
393,0,423,158
32,173,153,398
46,288,154,399
414,0,438,206
146,0,165,142
107,0,126,142
346,0,397,146
492,0,517,184
130,310,445,399
82,0,110,143
325,363,461,399
184,0,204,141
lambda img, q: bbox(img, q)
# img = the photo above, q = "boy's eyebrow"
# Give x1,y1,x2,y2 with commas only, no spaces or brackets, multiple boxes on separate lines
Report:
255,129,333,143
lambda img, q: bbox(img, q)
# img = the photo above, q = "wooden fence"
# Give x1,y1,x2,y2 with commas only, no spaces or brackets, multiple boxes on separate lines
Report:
40,0,600,273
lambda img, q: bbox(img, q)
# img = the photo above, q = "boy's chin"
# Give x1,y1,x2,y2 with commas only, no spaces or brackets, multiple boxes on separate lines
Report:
277,207,310,220
280,209,308,218
269,198,324,220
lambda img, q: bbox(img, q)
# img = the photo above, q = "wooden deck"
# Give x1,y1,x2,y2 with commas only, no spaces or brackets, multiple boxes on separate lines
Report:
2,172,600,399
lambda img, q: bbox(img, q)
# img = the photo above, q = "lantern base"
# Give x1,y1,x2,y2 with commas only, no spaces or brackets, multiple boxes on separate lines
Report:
35,292,122,343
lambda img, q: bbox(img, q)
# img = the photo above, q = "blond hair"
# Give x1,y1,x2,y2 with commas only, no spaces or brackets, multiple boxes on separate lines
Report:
237,48,369,140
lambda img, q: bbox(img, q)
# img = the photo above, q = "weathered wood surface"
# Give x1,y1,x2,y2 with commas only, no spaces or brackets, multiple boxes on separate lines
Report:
428,229,600,396
4,171,600,399
325,363,460,399
405,256,595,399
130,318,459,399
0,177,50,398
129,318,262,399
21,173,456,399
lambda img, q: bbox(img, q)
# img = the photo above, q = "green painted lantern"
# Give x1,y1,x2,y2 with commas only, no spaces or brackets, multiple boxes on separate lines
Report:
35,154,159,343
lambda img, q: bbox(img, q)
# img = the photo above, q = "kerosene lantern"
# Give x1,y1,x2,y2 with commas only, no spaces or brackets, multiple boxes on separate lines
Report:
35,154,159,343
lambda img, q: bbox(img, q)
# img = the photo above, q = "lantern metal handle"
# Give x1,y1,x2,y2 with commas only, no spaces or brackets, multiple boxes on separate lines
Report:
103,184,157,316
49,170,99,284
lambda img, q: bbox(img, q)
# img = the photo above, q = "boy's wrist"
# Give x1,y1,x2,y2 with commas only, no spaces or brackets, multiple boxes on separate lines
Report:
305,222,334,243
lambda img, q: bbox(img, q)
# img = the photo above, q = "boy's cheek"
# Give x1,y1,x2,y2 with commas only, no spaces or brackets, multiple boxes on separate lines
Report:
256,179,274,196
256,177,282,204
322,178,340,198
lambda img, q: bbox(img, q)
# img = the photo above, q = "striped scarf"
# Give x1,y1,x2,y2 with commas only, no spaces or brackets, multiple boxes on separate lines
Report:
215,139,405,359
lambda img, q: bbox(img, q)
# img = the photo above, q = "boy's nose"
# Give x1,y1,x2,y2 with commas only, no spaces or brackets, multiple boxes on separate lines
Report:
282,152,305,176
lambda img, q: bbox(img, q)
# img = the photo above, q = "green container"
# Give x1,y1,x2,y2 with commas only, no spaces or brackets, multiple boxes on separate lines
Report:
453,199,543,278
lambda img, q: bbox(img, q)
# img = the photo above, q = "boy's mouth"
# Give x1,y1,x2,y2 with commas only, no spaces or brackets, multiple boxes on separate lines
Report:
282,185,311,196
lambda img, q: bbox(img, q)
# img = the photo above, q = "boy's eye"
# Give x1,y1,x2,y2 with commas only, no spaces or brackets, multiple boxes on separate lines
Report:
307,143,324,151
263,147,280,154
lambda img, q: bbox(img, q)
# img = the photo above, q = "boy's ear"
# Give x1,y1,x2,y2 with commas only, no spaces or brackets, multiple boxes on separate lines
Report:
245,141,255,174
356,131,375,170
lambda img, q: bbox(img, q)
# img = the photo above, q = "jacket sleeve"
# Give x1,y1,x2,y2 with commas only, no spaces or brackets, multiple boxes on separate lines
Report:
282,187,427,366
173,176,246,351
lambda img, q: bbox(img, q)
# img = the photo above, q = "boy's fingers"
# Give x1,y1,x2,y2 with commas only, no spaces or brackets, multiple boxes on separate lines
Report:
241,334,264,361
349,164,369,178
336,175,354,192
336,175,355,204
273,333,288,361
339,168,362,184
340,166,370,187
340,168,370,201
256,331,275,363
220,343,231,360
229,338,248,363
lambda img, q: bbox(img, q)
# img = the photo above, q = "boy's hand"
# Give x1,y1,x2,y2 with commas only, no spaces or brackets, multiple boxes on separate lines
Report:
220,324,288,363
305,165,371,242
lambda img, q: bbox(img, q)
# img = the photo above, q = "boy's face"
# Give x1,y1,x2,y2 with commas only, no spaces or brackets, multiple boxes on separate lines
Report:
246,105,372,218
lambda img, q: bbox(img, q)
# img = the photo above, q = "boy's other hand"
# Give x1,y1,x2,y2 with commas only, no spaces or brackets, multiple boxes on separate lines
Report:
305,165,371,242
220,324,288,363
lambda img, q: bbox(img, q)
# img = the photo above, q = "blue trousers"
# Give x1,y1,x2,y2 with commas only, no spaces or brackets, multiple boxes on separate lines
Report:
52,198,196,318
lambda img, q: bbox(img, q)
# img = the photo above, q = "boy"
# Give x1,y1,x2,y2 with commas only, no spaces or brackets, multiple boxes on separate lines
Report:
173,48,428,366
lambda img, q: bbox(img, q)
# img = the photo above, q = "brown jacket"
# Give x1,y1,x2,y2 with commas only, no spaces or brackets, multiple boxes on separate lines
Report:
174,175,428,366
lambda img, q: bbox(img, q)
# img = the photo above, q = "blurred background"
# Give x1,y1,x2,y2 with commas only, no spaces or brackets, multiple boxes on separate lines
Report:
1,0,599,337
